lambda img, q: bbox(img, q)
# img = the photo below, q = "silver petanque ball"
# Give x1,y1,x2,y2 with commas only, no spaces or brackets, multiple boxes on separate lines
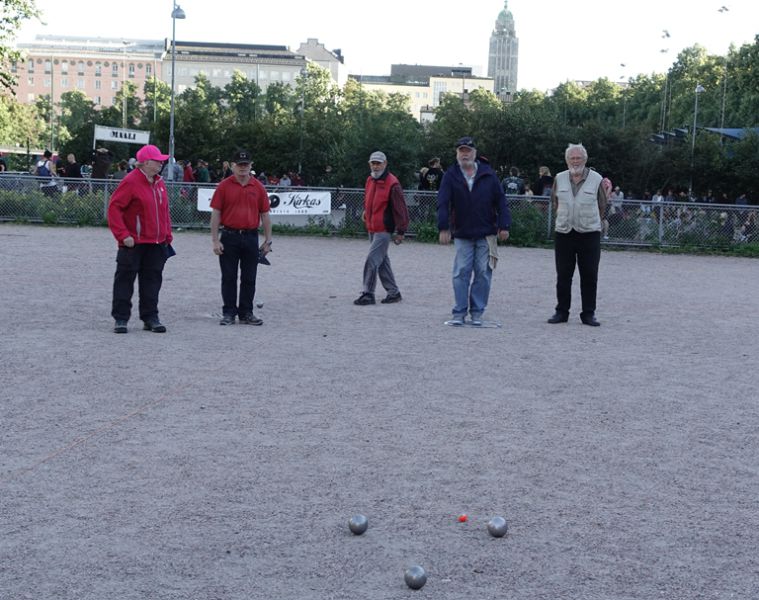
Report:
487,516,508,538
404,565,427,590
348,514,368,535
256,302,264,309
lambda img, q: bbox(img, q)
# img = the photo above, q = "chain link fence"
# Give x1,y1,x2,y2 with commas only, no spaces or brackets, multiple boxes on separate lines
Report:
1,173,757,250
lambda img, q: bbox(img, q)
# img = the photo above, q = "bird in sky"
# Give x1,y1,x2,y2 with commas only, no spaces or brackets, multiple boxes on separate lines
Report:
662,29,671,38
660,48,669,53
718,6,729,12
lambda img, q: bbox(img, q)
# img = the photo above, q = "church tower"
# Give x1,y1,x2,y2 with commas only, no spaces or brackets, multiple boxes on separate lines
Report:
488,1,519,97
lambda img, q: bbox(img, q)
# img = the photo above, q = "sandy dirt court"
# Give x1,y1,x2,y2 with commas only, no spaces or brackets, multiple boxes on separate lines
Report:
1,224,757,599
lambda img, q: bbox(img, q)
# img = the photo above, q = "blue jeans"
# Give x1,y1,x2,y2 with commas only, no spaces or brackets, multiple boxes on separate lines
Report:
452,237,492,318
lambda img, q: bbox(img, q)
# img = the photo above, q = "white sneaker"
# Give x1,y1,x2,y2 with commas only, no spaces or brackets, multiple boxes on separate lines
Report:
470,316,483,326
447,316,465,326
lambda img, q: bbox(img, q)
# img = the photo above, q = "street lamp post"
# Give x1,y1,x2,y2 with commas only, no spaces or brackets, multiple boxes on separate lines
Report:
121,41,128,129
167,1,186,181
689,83,705,198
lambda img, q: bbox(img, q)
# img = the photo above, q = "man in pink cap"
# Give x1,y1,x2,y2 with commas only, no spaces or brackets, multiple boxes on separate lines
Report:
108,144,174,333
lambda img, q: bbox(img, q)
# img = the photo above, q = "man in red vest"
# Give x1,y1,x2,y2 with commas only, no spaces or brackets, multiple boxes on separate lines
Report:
354,150,409,305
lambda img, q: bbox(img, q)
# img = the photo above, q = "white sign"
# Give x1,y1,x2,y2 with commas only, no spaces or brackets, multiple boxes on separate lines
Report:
196,189,331,215
94,125,151,145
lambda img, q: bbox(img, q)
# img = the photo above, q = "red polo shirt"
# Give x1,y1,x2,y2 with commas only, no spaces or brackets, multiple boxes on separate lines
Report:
210,175,270,229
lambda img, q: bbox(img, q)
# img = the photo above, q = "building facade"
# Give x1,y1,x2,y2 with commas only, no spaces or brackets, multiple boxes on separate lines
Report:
296,38,345,86
12,35,163,108
488,1,519,97
350,64,494,123
164,40,307,94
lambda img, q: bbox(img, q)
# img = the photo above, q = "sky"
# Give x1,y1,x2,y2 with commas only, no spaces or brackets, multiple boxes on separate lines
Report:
16,0,759,92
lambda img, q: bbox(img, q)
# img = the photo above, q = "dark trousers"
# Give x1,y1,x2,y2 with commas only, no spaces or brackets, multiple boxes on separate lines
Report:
219,230,259,317
554,230,601,317
111,244,166,322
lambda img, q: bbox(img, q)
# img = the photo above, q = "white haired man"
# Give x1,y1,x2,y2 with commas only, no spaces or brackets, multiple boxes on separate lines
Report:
548,143,608,326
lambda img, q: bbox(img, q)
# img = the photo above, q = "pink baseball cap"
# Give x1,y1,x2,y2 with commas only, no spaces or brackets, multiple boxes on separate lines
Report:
136,144,169,163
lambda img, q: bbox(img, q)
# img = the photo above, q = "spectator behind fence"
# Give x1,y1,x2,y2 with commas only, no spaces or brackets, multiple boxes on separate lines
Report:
195,160,211,183
36,149,58,197
353,150,409,306
419,157,444,191
548,143,607,327
437,136,510,326
91,147,114,179
210,149,272,326
502,166,526,196
112,160,128,181
108,144,173,334
535,165,554,196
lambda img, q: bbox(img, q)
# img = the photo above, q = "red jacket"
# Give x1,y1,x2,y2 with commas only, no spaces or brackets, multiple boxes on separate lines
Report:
364,171,408,234
108,169,173,246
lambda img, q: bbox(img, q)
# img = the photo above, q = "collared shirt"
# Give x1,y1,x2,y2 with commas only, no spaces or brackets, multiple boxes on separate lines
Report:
459,162,478,191
210,174,270,229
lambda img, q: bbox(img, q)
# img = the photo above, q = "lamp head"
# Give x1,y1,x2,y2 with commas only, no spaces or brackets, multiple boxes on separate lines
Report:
172,5,186,19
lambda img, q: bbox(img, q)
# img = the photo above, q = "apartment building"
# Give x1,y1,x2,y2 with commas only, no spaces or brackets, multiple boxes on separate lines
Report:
12,35,163,107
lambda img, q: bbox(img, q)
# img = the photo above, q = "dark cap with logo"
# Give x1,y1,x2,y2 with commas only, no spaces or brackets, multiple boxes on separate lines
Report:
455,136,476,149
231,150,252,164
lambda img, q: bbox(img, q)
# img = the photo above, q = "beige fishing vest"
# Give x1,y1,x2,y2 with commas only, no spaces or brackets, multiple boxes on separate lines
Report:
554,169,603,233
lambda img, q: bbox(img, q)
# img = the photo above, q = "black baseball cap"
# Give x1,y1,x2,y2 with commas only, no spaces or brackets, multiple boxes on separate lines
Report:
455,136,476,149
231,150,252,164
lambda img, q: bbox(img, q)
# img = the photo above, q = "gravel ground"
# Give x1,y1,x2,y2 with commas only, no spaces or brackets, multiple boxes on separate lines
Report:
1,224,757,600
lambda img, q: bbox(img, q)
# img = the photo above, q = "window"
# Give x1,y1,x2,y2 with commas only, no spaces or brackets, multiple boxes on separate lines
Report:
95,80,101,90
95,96,101,105
27,59,34,72
258,70,268,80
27,93,35,102
111,80,118,90
270,71,280,81
11,62,17,73
95,63,102,76
112,63,118,77
60,61,68,74
61,77,68,88
44,60,51,74
44,78,51,88
128,63,135,77
282,71,291,82
77,78,85,89
145,63,152,76
77,62,84,75
27,76,34,85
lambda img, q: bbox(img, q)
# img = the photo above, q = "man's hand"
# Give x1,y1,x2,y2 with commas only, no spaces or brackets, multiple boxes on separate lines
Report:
439,230,451,245
393,233,404,245
213,240,224,255
498,230,510,242
123,236,135,248
260,239,272,256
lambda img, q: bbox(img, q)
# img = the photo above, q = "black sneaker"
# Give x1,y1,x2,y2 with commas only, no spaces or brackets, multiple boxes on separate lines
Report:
239,313,263,325
114,320,128,334
143,319,167,333
353,292,376,305
219,314,235,326
380,293,402,304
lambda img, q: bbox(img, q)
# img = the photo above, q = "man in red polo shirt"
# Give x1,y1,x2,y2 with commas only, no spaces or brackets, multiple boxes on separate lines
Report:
210,150,272,325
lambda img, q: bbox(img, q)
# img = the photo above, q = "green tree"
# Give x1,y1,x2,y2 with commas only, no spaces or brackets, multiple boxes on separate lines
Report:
0,0,40,91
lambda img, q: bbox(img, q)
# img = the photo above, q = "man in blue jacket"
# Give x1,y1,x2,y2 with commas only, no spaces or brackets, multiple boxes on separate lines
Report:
437,136,511,326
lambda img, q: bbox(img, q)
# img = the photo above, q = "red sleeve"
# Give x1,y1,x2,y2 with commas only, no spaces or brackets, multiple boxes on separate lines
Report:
258,180,271,213
210,179,225,210
390,183,409,234
107,178,133,243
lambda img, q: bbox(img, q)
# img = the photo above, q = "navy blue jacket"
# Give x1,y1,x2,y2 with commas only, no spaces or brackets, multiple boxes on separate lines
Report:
437,161,511,239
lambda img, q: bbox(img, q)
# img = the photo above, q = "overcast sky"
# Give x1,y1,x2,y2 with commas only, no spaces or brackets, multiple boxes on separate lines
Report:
17,0,759,91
